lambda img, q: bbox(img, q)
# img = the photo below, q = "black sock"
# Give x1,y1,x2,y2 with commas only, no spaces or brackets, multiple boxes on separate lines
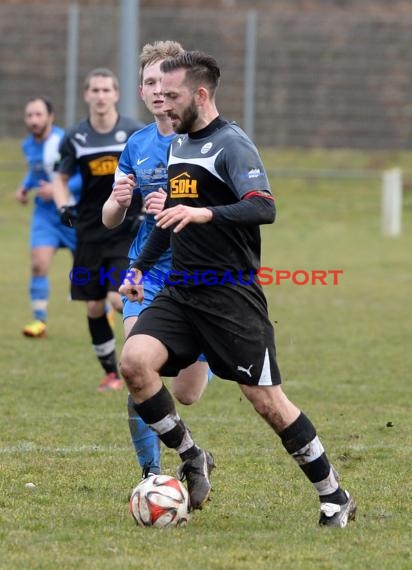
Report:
88,315,118,375
134,385,195,457
180,445,202,462
279,412,344,503
319,488,348,505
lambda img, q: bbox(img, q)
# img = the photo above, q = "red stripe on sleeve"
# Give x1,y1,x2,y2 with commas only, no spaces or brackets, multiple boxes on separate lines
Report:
242,191,274,201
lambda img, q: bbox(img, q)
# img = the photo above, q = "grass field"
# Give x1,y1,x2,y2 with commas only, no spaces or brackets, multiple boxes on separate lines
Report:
0,140,411,569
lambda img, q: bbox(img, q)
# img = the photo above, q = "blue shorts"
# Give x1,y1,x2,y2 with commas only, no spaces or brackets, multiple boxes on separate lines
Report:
122,279,160,320
122,280,207,363
31,207,76,251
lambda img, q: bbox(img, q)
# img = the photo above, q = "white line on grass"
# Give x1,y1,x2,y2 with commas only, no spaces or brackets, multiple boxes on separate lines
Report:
0,443,131,454
1,442,410,455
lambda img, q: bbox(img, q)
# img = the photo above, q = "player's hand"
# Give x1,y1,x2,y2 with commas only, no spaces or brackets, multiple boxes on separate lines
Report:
119,267,144,303
59,205,78,227
155,205,213,233
112,174,135,208
145,188,167,215
15,188,29,204
37,180,54,201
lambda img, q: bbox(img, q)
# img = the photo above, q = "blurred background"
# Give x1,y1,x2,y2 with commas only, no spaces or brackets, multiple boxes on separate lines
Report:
2,0,412,149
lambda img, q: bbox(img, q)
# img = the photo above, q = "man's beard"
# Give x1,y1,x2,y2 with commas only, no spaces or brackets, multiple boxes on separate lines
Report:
173,98,198,134
29,123,48,139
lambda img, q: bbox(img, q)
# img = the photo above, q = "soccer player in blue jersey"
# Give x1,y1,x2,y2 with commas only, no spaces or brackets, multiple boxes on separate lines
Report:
16,96,82,338
119,51,356,526
102,42,210,476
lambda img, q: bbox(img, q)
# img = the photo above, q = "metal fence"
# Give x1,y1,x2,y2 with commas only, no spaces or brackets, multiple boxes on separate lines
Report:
2,2,412,148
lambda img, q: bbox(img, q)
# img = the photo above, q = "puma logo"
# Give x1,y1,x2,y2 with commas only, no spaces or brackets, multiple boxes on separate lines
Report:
74,132,88,144
237,364,253,378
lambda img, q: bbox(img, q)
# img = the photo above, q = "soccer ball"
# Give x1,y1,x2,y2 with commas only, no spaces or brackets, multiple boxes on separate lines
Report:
129,474,190,528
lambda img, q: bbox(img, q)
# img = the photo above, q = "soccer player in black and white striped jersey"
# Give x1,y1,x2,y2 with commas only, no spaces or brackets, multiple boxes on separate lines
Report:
54,68,144,392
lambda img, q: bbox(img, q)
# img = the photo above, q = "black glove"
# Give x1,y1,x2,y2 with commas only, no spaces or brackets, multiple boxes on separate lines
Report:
59,205,78,227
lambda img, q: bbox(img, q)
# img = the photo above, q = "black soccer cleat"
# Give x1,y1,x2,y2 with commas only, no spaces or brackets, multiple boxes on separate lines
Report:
141,462,160,479
177,449,215,510
319,491,357,528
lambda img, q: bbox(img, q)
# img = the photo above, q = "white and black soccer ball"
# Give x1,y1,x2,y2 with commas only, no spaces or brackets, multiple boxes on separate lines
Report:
129,474,190,528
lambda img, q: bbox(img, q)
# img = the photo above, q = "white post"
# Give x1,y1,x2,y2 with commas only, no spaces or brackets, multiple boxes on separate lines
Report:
65,2,79,128
118,0,139,119
382,168,402,237
244,9,257,140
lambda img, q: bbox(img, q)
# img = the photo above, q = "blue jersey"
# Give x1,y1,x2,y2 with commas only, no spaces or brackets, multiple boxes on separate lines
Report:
118,123,211,372
21,125,82,250
116,122,174,275
21,125,82,212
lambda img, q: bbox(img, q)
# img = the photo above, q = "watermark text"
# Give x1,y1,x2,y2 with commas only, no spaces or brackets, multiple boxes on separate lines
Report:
69,266,343,287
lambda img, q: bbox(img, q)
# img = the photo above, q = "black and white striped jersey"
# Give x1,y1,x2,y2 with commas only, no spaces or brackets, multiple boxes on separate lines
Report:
59,115,144,242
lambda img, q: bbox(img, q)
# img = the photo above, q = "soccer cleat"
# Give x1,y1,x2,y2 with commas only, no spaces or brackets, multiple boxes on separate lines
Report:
319,491,357,528
141,463,160,479
177,449,215,510
127,465,158,503
97,372,124,393
22,320,47,338
126,463,161,503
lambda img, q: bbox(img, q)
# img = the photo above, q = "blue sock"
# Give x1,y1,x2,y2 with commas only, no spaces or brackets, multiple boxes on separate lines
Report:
127,394,161,474
198,353,213,382
30,275,49,322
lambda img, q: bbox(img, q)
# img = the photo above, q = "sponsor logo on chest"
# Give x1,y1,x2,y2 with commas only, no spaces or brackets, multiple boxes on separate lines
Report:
170,171,198,198
89,156,118,176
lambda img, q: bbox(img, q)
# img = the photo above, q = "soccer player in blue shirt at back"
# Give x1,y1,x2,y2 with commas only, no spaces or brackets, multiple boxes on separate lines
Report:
102,41,211,477
16,97,82,338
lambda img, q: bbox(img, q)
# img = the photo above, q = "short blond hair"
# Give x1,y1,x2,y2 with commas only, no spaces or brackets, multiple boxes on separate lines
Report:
139,40,184,83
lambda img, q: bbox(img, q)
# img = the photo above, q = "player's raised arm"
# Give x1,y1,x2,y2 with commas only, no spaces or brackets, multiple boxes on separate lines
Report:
102,171,136,229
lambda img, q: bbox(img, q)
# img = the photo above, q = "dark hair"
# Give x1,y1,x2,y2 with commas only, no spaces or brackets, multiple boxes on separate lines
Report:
160,50,221,96
25,96,54,115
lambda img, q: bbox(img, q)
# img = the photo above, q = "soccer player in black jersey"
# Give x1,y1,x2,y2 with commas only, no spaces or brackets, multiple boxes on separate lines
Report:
119,52,356,527
54,68,144,392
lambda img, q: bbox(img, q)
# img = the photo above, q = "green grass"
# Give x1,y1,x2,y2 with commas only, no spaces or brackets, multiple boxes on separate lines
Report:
0,140,411,569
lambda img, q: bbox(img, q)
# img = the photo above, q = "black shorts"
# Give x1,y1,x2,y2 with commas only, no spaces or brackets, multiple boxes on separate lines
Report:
70,240,130,301
129,282,282,386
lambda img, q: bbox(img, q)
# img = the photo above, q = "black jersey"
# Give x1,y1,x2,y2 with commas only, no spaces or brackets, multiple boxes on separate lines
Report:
166,117,274,277
58,115,144,243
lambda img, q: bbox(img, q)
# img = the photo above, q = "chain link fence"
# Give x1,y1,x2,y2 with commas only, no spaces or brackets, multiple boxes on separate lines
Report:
2,3,412,148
